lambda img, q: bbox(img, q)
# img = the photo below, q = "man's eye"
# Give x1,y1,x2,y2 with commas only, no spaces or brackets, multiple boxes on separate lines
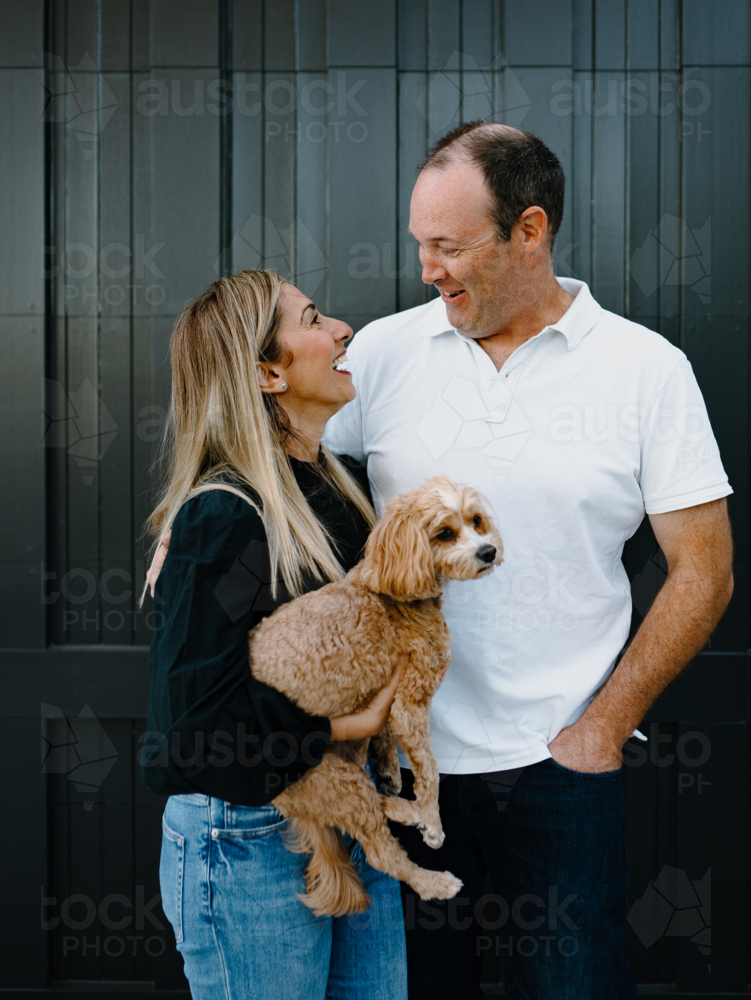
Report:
436,528,455,541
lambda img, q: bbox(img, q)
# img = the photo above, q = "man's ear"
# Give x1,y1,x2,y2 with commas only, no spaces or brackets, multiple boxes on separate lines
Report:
360,500,440,601
518,205,548,254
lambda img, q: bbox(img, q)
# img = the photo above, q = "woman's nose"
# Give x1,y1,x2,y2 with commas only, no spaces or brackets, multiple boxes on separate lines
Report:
335,319,352,342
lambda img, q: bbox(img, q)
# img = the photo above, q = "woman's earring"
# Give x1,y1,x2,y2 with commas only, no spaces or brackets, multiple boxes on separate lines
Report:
281,382,287,391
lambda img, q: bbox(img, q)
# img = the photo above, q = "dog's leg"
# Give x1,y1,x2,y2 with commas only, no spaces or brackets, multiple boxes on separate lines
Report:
355,813,461,903
389,701,444,849
370,721,401,796
380,795,421,827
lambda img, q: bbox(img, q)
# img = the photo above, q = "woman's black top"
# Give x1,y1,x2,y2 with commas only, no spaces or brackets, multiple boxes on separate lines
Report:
141,454,372,806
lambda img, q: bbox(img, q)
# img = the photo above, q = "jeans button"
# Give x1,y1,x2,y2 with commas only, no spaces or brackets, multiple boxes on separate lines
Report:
211,829,218,838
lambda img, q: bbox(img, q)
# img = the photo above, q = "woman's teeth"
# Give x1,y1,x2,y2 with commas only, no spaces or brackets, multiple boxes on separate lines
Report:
332,352,349,371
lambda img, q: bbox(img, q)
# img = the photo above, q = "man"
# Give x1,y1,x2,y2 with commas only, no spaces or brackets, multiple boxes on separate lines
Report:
324,121,733,999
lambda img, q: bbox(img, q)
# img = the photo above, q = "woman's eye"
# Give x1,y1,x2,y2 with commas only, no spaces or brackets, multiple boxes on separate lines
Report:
436,528,455,541
313,313,321,325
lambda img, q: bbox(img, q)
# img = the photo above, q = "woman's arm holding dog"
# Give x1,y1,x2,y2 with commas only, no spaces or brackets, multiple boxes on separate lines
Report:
330,654,408,742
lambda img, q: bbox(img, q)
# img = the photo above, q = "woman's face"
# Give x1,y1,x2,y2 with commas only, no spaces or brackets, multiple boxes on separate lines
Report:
263,283,355,429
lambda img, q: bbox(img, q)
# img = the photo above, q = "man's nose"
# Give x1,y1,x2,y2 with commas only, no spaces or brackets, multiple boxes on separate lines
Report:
420,249,448,285
421,261,449,285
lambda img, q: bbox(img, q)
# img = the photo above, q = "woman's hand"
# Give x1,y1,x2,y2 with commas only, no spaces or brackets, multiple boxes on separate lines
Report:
329,654,408,743
147,532,171,598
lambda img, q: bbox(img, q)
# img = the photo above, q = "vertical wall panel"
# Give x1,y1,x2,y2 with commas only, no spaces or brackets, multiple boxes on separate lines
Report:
150,0,219,66
571,71,593,285
681,0,751,66
327,0,396,67
427,0,461,71
231,70,264,271
0,60,46,647
328,67,397,329
504,0,573,67
461,0,493,69
399,0,427,71
592,71,626,314
262,70,296,267
627,0,660,69
397,71,430,311
296,71,330,305
296,0,327,72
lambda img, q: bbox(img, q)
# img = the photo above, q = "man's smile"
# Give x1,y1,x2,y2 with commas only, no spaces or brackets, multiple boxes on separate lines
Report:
438,288,467,304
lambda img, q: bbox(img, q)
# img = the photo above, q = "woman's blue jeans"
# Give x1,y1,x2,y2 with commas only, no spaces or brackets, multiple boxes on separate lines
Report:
160,793,407,999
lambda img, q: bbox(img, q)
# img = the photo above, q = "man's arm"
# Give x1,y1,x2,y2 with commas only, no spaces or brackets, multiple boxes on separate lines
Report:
549,497,734,772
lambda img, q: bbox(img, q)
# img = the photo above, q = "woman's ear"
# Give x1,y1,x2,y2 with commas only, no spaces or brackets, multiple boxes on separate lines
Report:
257,361,284,394
360,501,440,601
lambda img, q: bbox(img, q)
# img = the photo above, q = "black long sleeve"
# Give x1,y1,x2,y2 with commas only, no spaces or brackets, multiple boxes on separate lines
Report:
141,454,372,806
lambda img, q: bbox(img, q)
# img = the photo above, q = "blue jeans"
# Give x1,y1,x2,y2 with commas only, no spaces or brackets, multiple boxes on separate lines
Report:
396,759,638,1000
160,793,407,1000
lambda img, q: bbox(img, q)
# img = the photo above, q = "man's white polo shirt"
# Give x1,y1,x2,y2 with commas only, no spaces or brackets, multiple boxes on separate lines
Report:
324,278,732,774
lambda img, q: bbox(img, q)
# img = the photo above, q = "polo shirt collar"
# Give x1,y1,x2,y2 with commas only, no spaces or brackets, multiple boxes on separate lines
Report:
419,277,602,351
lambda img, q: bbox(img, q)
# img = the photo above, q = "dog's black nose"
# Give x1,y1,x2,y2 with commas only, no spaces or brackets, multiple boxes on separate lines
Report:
476,544,497,564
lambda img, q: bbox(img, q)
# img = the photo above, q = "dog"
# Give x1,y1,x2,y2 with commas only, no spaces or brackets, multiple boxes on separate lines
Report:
248,476,503,917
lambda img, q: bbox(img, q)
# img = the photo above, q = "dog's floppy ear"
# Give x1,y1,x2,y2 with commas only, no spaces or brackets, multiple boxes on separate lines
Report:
360,499,441,601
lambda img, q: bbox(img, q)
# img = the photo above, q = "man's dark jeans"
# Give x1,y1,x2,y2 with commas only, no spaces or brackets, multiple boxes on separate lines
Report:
395,759,638,1000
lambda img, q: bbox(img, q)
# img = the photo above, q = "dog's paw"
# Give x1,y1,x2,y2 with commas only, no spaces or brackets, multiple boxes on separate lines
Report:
421,871,463,901
377,776,402,797
421,825,445,849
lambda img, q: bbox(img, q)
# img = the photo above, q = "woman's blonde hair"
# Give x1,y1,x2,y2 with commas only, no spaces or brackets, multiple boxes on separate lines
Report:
147,269,375,598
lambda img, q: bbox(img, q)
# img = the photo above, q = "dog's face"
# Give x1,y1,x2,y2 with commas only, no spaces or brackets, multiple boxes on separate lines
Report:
360,476,503,602
423,479,503,583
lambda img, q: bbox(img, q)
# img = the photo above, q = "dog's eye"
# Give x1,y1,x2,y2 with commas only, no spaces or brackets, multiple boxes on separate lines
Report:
472,515,482,528
435,528,455,542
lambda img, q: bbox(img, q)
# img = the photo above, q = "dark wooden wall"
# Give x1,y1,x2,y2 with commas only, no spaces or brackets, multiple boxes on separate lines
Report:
0,0,748,994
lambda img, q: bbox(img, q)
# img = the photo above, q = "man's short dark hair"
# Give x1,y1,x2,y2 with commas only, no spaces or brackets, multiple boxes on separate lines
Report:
421,120,565,250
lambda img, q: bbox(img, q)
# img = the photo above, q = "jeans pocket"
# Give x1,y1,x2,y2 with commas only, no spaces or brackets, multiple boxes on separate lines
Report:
218,804,290,838
160,817,185,944
547,757,622,778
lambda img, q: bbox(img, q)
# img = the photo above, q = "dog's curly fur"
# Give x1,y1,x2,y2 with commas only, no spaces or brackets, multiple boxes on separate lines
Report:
248,476,503,916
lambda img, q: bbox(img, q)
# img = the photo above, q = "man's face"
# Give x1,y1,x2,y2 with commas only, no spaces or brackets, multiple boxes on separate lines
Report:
409,160,522,339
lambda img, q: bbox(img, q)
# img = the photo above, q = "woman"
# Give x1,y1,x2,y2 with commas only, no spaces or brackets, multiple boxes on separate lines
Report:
141,270,407,999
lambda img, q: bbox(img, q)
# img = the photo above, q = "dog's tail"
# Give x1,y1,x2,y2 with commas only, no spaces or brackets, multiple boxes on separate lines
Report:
283,817,371,918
